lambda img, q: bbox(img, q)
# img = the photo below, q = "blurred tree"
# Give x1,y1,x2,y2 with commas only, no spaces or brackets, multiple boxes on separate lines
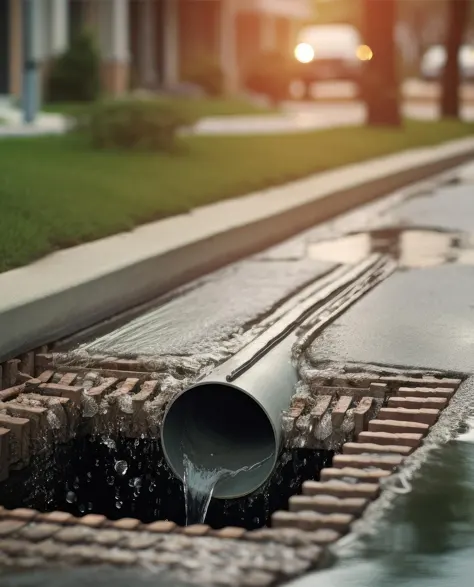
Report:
362,0,401,126
441,0,470,118
397,0,447,72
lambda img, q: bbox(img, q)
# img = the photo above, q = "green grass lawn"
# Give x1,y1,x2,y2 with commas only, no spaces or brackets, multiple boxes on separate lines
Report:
0,118,473,273
42,97,276,119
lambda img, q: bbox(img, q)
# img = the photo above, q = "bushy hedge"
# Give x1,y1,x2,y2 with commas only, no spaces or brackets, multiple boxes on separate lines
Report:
47,30,101,103
74,99,198,152
182,55,225,97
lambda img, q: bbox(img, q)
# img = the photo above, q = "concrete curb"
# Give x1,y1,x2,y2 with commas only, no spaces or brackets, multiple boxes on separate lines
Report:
1,138,474,362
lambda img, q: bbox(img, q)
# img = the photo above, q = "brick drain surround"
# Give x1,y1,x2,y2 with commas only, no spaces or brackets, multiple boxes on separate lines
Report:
0,354,464,585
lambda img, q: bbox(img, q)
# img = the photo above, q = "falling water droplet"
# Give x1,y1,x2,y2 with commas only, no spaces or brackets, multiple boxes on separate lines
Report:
79,504,86,514
116,500,123,509
114,460,128,476
107,476,115,486
66,491,77,504
87,502,93,511
133,477,142,489
73,477,80,490
87,472,92,479
103,437,116,450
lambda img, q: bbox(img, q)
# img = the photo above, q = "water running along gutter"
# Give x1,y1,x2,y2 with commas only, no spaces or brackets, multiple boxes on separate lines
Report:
161,254,396,499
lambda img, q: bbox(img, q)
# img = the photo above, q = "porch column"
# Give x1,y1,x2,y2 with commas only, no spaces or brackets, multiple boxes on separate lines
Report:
9,0,23,96
28,0,48,110
99,0,130,95
49,0,69,56
220,0,238,93
163,0,179,86
32,0,49,61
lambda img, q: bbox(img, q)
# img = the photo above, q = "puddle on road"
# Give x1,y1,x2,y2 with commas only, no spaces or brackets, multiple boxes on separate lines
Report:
306,228,474,268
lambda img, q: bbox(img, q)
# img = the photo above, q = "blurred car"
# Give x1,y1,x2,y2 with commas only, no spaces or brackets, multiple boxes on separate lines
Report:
293,24,373,95
420,44,474,81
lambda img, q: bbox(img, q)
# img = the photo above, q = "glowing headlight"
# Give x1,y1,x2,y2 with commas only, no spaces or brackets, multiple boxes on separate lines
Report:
294,43,315,64
356,44,373,61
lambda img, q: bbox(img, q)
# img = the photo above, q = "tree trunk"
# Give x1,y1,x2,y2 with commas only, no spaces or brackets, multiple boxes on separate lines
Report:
441,0,469,118
363,0,401,126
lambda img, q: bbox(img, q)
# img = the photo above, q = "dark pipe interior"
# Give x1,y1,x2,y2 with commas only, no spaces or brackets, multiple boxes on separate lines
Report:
0,436,333,530
162,384,277,498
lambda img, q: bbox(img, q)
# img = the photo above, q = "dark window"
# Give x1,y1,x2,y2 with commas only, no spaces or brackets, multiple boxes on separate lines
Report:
69,0,85,39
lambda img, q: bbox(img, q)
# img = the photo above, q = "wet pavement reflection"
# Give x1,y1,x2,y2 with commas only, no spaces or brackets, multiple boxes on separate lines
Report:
291,424,474,587
306,228,472,269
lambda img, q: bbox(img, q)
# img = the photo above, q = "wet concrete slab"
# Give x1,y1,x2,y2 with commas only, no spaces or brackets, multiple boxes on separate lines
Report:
78,163,474,366
307,264,474,374
373,184,474,234
254,171,473,264
81,259,336,358
302,166,474,374
458,160,474,182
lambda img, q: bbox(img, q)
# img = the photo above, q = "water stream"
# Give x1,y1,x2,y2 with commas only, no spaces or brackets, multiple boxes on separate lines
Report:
182,453,272,525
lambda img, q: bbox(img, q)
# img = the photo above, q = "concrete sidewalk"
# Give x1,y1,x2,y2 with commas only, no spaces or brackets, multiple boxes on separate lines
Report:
305,78,474,103
1,136,474,362
0,106,68,137
2,99,474,139
195,101,474,135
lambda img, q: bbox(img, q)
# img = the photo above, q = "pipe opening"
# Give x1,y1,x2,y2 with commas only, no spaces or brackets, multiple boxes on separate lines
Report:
161,383,277,499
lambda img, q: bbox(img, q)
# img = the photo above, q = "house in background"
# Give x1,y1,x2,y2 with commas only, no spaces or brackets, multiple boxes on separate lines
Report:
1,0,313,103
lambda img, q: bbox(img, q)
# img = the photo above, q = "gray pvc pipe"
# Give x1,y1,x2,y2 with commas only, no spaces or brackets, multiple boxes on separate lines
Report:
161,333,297,500
161,257,384,500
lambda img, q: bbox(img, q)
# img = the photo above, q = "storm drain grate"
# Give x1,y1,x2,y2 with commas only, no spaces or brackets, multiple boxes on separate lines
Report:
0,359,464,585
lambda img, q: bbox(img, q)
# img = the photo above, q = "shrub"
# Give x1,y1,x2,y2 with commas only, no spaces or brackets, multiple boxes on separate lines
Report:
245,52,295,104
75,99,198,152
182,55,225,97
47,30,101,103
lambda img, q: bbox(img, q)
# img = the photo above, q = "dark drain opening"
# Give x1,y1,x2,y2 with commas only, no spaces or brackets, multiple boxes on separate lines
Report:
0,436,333,530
